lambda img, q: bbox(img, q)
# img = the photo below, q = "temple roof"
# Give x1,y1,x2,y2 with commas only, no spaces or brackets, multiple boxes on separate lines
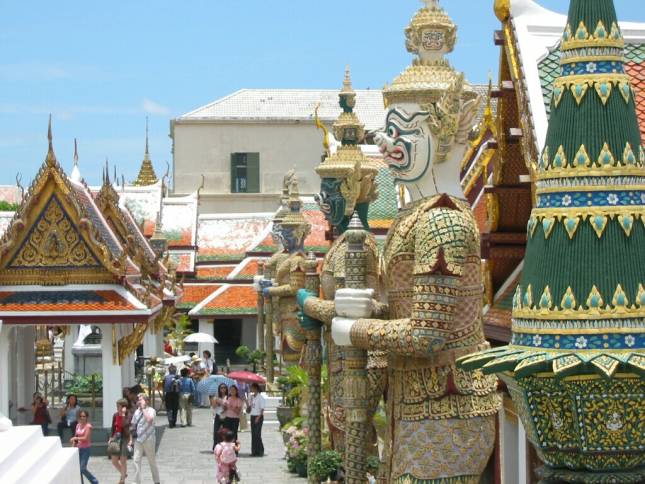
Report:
177,89,387,131
176,283,221,310
197,213,273,262
188,284,256,317
0,284,155,324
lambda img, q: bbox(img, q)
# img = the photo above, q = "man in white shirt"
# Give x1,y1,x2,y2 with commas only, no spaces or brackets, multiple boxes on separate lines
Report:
248,383,265,456
129,393,160,484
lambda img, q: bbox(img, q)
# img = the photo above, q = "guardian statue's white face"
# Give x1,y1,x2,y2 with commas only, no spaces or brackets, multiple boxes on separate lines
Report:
375,103,433,184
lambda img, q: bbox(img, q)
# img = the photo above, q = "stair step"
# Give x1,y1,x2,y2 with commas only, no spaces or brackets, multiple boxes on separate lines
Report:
0,426,43,476
1,435,61,483
25,447,80,484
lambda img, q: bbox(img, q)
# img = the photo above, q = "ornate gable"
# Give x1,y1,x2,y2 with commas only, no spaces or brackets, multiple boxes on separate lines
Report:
0,125,127,285
7,194,101,270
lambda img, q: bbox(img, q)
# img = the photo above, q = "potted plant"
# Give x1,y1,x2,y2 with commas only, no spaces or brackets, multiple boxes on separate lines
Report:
285,427,309,476
308,450,342,482
276,365,309,427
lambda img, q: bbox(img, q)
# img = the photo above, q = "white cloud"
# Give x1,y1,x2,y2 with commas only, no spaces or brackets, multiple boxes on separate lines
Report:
142,98,170,116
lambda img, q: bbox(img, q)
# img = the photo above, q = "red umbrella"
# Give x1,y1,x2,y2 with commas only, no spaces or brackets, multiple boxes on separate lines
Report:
227,370,266,384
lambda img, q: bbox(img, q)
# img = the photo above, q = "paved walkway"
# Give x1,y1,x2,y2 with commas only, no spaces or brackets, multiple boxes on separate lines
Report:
88,407,304,484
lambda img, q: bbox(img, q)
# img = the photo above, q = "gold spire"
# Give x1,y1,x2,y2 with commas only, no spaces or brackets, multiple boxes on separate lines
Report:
46,114,56,166
494,0,510,22
483,72,494,125
133,117,159,186
73,138,79,165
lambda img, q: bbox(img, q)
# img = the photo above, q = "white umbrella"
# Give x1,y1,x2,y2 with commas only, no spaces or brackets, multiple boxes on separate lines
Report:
183,332,219,344
163,355,191,366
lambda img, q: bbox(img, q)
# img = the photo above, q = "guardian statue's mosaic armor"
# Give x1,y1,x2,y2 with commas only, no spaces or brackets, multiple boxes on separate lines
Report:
331,2,500,482
264,179,311,362
297,69,384,456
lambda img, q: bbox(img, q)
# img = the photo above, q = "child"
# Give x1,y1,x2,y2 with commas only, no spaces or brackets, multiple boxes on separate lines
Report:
215,429,240,483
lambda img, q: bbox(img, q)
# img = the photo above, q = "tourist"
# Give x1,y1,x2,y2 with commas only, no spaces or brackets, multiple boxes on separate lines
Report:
163,364,180,428
223,384,243,441
57,394,80,441
71,410,98,484
203,350,215,375
211,383,228,449
190,354,206,406
31,394,51,436
214,429,240,484
178,367,196,426
248,382,265,457
108,399,129,484
163,339,174,355
129,393,160,484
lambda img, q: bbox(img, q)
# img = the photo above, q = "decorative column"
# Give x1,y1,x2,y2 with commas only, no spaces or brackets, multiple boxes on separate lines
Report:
343,214,369,484
101,324,124,428
256,261,265,353
265,287,274,383
303,251,322,481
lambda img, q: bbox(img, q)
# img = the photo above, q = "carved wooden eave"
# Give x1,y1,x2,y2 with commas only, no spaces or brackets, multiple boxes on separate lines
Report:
0,143,129,285
95,180,159,276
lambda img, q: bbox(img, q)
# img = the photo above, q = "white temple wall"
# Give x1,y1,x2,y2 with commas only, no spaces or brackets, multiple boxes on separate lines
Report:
0,325,13,418
172,121,323,211
198,318,216,361
63,326,75,376
101,324,126,428
142,325,163,358
15,326,35,410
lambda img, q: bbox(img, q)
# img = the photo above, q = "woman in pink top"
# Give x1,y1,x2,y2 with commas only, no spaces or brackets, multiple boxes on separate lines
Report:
71,410,99,484
222,385,244,441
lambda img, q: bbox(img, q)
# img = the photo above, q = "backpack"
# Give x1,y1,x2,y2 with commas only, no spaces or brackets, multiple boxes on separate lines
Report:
169,378,181,394
220,442,237,465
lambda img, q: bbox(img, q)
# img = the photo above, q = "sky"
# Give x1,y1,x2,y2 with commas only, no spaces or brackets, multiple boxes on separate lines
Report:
0,0,640,186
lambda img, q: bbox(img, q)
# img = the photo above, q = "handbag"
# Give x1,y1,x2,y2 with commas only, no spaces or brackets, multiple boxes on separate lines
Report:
107,434,122,455
239,412,248,431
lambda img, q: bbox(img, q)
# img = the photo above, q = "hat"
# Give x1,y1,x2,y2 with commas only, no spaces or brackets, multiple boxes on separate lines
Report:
191,355,202,363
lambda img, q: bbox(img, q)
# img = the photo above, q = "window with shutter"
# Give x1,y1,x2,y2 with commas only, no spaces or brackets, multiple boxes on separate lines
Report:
230,152,260,193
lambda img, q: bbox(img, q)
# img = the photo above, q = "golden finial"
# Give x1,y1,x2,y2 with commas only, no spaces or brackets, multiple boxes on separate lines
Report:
134,117,159,186
494,0,510,22
73,138,79,165
46,114,56,165
483,71,494,123
145,116,150,158
313,103,330,157
341,65,353,94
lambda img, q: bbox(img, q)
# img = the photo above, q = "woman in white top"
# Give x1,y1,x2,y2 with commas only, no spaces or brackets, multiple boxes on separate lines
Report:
210,383,228,450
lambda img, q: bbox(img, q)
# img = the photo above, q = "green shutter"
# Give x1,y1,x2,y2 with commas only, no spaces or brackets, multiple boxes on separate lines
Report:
246,153,260,193
230,153,237,193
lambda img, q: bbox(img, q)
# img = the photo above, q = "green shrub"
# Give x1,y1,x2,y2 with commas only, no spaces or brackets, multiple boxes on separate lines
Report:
0,201,18,211
67,373,103,394
308,450,342,481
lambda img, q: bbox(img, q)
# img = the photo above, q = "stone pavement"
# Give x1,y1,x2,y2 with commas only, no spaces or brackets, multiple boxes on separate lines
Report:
87,406,304,484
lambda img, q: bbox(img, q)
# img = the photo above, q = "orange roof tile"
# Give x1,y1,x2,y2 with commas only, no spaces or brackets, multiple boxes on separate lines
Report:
193,285,257,316
196,266,235,279
0,290,136,312
177,284,220,309
237,259,259,278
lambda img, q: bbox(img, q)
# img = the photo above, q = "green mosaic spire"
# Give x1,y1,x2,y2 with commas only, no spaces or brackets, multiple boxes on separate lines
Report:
459,2,645,479
511,0,645,373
